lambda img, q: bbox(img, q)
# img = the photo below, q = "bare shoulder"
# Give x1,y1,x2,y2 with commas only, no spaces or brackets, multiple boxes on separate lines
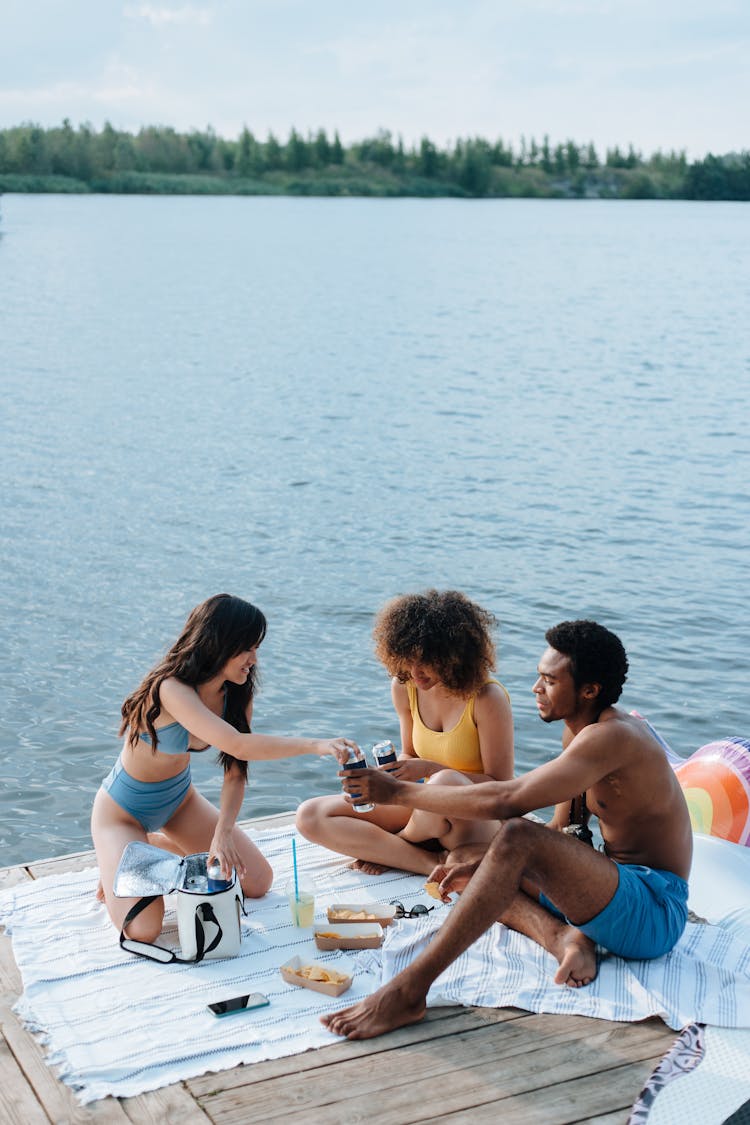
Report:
474,680,512,719
571,708,667,765
391,678,410,709
159,676,191,706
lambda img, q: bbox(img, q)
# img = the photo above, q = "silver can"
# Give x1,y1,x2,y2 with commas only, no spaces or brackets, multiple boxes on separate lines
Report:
373,739,398,770
342,747,375,813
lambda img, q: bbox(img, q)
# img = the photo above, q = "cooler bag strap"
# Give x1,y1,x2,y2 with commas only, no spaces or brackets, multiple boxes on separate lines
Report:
119,895,223,964
194,902,224,957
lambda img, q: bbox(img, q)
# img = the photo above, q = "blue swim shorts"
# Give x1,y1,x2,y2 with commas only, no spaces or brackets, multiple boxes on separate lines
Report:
539,864,689,960
101,756,191,833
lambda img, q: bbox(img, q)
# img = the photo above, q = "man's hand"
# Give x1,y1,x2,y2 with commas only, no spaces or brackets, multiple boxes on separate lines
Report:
339,765,402,806
427,859,480,900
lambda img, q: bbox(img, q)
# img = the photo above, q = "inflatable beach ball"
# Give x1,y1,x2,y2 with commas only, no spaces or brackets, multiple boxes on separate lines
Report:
672,737,750,847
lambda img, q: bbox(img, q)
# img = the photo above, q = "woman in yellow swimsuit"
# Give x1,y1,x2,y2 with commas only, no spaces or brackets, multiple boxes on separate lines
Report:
296,590,514,875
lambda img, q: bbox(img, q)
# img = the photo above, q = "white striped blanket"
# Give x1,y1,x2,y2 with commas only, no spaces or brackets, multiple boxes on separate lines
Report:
1,824,749,1103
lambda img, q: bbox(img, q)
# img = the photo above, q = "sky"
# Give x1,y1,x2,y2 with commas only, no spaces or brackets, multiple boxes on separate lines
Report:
1,0,748,159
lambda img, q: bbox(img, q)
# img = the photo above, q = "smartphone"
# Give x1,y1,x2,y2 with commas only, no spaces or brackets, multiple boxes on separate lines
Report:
207,993,270,1017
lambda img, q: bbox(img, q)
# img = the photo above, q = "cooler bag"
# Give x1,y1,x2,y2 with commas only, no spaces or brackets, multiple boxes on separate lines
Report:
113,841,243,963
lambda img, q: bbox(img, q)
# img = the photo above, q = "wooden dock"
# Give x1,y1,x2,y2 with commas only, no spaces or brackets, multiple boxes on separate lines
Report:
0,813,677,1124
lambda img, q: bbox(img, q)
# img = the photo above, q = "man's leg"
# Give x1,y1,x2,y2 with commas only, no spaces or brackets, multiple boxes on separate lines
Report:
499,890,597,987
322,816,619,1039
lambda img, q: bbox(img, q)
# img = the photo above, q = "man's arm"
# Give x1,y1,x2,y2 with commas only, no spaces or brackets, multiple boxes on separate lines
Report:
340,725,621,820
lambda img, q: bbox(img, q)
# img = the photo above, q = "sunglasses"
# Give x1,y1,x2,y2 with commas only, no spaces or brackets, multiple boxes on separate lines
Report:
389,899,435,919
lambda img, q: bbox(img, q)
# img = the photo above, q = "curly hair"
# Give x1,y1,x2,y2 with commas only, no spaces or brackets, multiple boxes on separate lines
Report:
373,589,497,696
545,619,628,711
119,594,267,779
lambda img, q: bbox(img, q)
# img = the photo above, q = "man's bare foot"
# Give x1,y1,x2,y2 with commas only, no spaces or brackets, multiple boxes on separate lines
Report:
348,858,389,876
552,926,598,987
322,981,427,1039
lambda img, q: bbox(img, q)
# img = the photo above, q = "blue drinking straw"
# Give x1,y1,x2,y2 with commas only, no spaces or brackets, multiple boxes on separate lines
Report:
292,836,300,901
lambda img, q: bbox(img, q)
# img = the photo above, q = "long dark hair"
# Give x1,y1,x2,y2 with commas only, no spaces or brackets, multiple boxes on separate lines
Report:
120,594,267,777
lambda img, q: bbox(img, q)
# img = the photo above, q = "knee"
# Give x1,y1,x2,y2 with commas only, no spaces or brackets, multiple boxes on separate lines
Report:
242,858,273,899
121,902,164,944
295,797,324,840
426,769,470,788
487,816,534,859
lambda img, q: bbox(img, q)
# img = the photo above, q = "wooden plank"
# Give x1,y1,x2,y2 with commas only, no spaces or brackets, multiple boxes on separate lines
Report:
0,865,33,891
121,1084,211,1123
0,933,23,996
429,1057,663,1124
0,1002,130,1123
193,1013,609,1123
579,1112,634,1124
200,1015,672,1125
27,852,100,880
0,1025,50,1124
186,1006,524,1098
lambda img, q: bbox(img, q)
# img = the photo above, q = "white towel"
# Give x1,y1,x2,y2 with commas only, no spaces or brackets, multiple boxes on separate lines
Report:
0,826,429,1103
386,905,750,1029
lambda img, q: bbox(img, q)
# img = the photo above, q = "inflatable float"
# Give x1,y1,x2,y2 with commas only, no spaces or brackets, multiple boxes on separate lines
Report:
632,717,750,922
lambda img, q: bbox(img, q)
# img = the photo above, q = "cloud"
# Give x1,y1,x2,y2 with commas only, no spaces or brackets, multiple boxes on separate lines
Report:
123,4,213,27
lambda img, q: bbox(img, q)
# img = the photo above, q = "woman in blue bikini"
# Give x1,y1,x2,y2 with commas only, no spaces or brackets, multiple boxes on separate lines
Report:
92,593,355,941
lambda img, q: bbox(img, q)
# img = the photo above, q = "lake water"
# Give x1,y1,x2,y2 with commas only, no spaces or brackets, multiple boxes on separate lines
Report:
1,193,748,867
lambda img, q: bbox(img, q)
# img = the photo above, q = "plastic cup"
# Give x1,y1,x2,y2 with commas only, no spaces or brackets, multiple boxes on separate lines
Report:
286,876,316,927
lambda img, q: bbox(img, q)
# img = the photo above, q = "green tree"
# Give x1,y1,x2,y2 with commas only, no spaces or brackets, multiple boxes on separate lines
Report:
113,134,136,172
459,139,491,195
418,136,439,177
97,122,118,172
565,141,581,174
330,130,344,165
491,138,513,167
16,124,51,174
313,128,331,166
584,142,599,169
264,131,283,170
541,134,553,173
236,126,258,176
285,127,309,172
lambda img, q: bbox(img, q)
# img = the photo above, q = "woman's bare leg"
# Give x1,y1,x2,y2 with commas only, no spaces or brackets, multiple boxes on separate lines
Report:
296,795,444,876
161,787,273,898
91,788,165,940
399,770,501,852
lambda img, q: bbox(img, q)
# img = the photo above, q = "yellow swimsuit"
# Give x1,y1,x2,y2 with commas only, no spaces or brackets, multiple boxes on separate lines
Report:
405,679,510,774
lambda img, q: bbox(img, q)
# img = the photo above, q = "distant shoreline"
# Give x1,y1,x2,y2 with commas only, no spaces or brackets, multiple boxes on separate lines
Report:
1,122,748,201
1,164,749,201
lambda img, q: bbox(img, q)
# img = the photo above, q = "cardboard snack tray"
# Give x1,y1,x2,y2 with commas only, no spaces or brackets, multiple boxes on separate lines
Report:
314,922,383,951
326,901,397,926
279,955,352,997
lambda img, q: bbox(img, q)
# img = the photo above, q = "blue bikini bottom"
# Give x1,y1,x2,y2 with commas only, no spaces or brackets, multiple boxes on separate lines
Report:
101,756,191,833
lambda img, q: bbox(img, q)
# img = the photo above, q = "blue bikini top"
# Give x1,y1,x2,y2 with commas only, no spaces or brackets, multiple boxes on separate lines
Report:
139,720,201,755
138,689,228,755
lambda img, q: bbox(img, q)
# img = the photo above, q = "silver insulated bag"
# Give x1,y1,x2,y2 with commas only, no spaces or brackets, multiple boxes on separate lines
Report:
113,842,243,963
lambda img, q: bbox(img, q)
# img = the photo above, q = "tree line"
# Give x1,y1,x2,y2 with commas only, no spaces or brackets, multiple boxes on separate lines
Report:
0,120,748,200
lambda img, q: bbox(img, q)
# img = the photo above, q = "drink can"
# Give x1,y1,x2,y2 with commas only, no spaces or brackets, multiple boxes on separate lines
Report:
207,859,233,893
373,739,398,770
343,748,375,813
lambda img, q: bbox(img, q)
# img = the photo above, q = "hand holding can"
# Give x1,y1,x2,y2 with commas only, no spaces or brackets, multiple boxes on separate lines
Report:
342,747,375,813
373,740,398,771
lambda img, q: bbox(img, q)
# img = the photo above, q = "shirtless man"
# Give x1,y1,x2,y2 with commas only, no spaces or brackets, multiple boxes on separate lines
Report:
323,620,692,1041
